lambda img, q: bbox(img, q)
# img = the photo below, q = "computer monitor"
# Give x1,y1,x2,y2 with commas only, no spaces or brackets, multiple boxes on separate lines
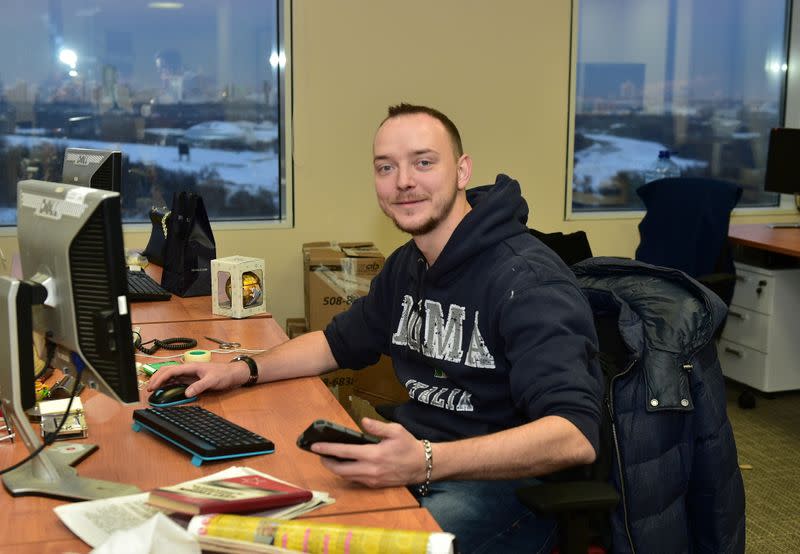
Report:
764,128,800,225
0,180,140,500
62,147,122,192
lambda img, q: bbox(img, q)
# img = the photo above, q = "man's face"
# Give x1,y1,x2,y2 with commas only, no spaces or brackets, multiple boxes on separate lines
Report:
373,113,466,237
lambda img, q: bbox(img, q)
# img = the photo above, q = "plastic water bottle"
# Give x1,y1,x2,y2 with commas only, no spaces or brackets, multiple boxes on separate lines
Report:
643,150,681,183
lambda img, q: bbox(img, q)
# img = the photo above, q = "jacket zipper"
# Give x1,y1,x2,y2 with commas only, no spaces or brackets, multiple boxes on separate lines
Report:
608,357,638,554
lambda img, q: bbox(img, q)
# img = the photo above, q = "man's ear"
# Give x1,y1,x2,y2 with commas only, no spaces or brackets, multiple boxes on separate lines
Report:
456,154,472,190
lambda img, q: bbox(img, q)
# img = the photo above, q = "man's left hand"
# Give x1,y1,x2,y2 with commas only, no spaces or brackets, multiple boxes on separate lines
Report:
311,417,427,488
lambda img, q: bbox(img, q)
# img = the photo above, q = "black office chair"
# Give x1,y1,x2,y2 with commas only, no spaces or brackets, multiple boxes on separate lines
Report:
634,177,742,307
515,309,625,554
635,177,757,407
515,229,623,554
529,228,594,267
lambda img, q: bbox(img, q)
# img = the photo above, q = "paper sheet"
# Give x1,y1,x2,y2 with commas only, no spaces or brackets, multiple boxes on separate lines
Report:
54,466,334,548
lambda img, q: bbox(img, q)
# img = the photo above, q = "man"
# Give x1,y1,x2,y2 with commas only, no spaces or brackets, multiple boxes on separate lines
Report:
149,103,603,552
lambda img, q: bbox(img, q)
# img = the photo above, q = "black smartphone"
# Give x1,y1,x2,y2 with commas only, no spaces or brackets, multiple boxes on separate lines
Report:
296,419,380,461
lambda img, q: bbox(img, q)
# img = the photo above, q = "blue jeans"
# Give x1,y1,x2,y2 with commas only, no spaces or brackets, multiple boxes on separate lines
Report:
410,479,557,554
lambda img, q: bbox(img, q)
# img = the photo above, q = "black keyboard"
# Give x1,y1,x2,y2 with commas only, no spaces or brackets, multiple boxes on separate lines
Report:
132,406,275,466
127,269,172,302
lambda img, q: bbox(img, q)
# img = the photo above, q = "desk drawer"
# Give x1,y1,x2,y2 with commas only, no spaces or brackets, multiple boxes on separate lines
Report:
722,307,770,352
731,269,775,315
718,339,768,391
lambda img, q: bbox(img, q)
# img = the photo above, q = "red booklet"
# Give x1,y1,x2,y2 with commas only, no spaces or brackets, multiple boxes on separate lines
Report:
148,474,313,515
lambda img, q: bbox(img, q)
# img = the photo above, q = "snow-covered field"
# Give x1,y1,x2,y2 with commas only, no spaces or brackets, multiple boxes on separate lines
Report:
3,134,279,192
573,132,707,191
1,134,280,224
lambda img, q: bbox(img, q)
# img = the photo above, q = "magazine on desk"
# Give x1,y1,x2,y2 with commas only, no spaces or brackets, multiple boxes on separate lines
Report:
53,466,334,548
186,514,457,554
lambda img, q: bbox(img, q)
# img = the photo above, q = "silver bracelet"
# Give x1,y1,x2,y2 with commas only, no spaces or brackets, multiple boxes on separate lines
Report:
418,439,433,496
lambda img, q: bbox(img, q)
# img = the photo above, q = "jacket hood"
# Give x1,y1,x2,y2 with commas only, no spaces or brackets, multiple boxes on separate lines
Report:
427,174,529,283
573,257,728,411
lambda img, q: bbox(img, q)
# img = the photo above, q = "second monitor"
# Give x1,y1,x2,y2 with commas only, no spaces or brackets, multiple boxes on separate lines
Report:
62,147,122,192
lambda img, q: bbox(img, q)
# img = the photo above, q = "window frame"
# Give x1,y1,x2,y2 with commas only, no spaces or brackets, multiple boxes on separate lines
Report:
210,0,294,232
0,0,293,237
565,0,799,220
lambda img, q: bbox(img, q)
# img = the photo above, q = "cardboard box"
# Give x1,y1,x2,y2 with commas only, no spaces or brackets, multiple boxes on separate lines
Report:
284,315,358,410
319,355,408,411
352,356,408,406
303,242,384,332
285,315,407,407
298,243,410,415
285,317,309,339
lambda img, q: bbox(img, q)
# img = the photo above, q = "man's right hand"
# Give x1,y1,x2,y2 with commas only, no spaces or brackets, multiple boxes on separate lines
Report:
145,360,251,398
144,331,338,399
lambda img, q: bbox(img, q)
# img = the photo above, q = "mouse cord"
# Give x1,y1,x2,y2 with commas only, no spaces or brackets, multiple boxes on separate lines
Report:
135,336,197,355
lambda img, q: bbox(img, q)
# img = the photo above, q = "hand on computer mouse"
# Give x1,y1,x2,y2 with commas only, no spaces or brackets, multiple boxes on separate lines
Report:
147,383,198,407
146,361,251,397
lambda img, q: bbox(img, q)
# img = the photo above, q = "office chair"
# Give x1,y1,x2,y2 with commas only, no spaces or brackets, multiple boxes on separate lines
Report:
519,258,748,553
635,177,755,407
529,228,594,267
515,310,625,554
634,177,742,307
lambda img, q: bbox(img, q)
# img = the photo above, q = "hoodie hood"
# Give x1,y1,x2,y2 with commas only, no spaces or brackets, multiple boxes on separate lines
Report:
426,174,529,283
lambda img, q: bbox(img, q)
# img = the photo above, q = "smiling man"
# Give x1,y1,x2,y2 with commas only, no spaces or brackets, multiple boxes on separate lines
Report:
149,103,603,553
373,107,471,246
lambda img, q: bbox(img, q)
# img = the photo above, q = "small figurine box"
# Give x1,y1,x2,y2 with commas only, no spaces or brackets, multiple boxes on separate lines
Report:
211,256,266,319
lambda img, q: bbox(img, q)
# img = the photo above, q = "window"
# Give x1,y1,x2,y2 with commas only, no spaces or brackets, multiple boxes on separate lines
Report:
570,0,789,213
0,0,290,225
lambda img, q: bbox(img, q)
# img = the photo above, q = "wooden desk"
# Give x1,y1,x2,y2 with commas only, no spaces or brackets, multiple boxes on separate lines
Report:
130,264,272,324
0,318,425,551
135,318,288,364
311,507,440,531
728,224,800,258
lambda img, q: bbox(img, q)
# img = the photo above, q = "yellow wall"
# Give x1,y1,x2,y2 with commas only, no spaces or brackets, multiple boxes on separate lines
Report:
1,1,796,328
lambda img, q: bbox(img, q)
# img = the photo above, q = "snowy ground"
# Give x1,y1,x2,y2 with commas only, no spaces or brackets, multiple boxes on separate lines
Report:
1,134,280,224
574,132,707,191
3,134,279,194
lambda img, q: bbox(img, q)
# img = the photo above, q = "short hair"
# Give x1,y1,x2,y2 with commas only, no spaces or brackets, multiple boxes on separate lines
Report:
382,103,463,157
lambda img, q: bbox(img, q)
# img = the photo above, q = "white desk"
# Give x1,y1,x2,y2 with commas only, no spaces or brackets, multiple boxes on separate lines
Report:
721,225,800,392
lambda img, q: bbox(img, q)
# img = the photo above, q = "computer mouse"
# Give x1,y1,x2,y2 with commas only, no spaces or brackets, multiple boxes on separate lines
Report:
148,383,198,407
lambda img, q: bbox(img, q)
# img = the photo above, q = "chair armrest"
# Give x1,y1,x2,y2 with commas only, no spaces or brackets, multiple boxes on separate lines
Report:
696,272,737,307
696,272,736,288
516,481,620,515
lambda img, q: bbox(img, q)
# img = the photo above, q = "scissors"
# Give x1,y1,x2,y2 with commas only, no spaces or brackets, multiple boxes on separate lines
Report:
205,336,241,349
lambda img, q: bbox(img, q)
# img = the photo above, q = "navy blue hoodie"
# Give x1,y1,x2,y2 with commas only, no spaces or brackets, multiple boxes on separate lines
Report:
324,174,602,451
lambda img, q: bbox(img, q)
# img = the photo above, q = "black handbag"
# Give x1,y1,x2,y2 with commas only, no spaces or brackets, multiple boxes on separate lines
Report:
160,192,216,297
142,206,170,266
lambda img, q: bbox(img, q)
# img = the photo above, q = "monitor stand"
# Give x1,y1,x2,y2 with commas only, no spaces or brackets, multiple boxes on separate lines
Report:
0,276,140,500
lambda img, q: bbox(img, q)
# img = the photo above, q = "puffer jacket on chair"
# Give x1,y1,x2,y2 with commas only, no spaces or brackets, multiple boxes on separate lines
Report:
573,257,745,554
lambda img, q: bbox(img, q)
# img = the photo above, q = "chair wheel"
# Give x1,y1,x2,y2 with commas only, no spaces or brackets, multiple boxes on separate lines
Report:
738,389,756,409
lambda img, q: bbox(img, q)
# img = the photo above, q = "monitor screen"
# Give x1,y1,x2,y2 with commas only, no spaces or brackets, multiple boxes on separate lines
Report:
16,179,138,403
62,148,123,193
765,128,800,195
